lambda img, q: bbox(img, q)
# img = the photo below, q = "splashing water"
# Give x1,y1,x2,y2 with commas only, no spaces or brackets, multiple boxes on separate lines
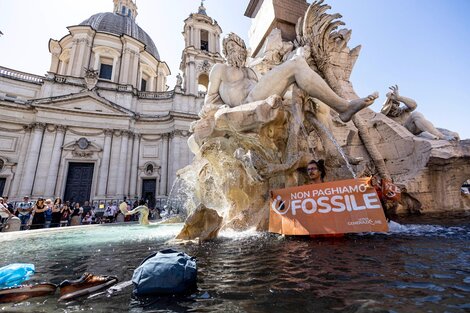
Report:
163,177,183,216
387,220,469,238
310,118,357,178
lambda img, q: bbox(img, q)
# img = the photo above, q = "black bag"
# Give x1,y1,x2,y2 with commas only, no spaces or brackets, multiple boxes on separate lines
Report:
132,249,197,295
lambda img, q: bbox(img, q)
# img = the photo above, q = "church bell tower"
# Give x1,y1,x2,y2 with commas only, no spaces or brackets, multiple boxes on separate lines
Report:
179,1,224,96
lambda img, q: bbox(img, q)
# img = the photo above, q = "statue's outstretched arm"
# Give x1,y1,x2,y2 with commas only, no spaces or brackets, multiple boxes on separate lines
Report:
389,85,417,112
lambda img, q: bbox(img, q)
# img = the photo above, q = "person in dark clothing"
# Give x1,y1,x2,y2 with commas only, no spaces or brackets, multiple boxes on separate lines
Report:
81,200,92,219
50,197,63,227
30,198,47,229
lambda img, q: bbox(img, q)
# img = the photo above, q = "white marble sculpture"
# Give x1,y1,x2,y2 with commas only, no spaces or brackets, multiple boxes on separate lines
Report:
381,85,459,141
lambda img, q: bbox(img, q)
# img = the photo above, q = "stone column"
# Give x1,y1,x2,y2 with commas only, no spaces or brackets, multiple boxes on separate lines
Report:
107,130,122,195
131,51,139,88
129,133,140,198
73,38,88,77
159,133,169,195
124,131,134,197
9,125,32,198
188,60,196,95
120,48,132,84
190,26,194,46
44,125,67,197
67,40,78,76
167,132,180,193
96,129,113,197
116,130,129,197
19,123,45,196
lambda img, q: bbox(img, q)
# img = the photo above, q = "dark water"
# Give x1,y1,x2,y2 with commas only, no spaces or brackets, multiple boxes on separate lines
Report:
0,214,469,312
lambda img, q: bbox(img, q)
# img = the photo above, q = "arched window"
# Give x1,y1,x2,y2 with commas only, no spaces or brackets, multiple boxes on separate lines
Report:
200,30,209,51
146,164,154,175
198,73,209,92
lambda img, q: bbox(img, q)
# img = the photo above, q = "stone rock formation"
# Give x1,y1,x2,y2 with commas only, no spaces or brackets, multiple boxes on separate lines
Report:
175,204,223,242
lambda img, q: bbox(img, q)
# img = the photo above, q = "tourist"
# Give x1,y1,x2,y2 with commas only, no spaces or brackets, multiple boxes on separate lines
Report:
125,200,150,225
60,201,72,227
30,198,47,230
82,211,93,225
82,200,92,219
306,160,326,184
199,33,377,123
15,196,33,230
70,202,82,226
44,199,53,228
0,197,15,231
50,197,63,227
0,197,13,218
2,196,14,214
103,203,115,223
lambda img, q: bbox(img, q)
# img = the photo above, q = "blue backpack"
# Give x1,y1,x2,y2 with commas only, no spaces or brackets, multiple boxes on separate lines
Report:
132,249,197,295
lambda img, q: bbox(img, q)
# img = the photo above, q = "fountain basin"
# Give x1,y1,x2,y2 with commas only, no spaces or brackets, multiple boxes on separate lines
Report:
1,216,469,312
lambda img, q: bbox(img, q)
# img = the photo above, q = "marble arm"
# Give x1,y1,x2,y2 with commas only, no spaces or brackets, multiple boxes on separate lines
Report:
396,95,417,112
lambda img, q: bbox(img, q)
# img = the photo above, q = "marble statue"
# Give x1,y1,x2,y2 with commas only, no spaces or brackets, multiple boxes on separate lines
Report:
173,1,470,240
381,85,459,141
176,73,183,87
200,32,377,124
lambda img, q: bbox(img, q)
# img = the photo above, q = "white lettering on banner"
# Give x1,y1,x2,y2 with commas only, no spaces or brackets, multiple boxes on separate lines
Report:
363,193,381,209
291,191,311,200
331,195,346,212
310,184,367,198
317,197,331,213
273,193,382,216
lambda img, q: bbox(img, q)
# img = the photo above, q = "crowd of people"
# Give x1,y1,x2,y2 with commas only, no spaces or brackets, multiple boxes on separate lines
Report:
0,196,161,231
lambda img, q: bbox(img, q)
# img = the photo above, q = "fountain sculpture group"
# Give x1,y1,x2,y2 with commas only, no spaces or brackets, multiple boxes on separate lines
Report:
175,1,470,241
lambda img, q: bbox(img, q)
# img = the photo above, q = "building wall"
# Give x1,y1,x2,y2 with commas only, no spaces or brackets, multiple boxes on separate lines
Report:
0,68,200,201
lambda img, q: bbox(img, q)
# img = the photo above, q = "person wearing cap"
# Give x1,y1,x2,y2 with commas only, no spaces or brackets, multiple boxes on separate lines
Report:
16,196,33,230
381,85,458,141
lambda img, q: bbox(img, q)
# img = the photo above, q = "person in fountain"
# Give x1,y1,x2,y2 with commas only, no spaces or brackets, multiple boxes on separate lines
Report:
200,32,378,123
306,160,326,184
381,85,458,141
125,200,149,225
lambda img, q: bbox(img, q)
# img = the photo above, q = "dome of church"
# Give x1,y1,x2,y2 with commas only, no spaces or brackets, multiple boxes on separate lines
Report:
80,12,160,60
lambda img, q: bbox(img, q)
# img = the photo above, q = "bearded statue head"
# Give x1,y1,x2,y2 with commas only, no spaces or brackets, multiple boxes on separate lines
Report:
222,32,247,68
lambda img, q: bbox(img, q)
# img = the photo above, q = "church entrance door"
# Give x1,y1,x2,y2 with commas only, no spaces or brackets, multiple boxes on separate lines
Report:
141,179,156,208
0,178,5,196
63,163,94,204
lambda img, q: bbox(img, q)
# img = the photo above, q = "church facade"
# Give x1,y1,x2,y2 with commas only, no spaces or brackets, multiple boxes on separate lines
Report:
0,0,223,206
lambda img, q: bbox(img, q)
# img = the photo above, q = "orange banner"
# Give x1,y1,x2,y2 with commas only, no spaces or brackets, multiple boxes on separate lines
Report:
269,178,389,235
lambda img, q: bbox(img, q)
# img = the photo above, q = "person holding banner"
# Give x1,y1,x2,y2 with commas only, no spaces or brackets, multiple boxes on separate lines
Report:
306,160,326,184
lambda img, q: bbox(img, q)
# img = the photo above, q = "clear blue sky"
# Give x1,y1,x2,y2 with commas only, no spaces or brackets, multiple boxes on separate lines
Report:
1,0,469,138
